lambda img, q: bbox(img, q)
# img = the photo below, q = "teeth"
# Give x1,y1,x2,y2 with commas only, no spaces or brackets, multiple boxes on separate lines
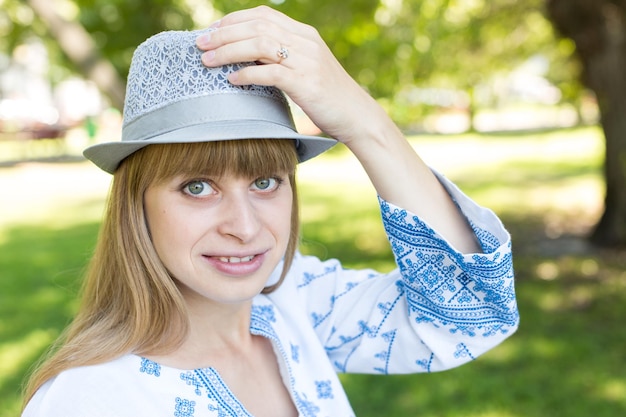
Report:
218,255,254,263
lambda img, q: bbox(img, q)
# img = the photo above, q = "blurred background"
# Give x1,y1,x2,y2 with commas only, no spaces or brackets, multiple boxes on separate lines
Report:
1,0,625,416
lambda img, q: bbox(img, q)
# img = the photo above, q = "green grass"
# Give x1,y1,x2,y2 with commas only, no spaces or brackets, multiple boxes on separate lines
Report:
1,126,625,416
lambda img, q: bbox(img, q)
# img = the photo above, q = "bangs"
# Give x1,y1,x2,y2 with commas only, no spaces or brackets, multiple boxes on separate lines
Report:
127,139,298,183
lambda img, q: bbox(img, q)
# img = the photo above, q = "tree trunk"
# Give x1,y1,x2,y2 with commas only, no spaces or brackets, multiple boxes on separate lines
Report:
547,0,626,247
27,0,126,109
590,56,626,246
582,7,626,246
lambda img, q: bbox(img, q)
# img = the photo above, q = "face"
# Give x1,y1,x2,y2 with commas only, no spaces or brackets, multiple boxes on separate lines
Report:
144,171,293,307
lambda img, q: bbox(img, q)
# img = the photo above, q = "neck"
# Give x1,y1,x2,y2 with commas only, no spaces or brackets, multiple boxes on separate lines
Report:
146,292,256,370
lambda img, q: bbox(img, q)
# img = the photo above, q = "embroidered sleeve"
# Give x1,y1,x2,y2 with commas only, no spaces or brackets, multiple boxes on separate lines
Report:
295,173,519,374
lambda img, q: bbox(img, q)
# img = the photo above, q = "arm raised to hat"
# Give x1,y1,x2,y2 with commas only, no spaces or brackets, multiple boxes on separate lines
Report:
196,6,480,254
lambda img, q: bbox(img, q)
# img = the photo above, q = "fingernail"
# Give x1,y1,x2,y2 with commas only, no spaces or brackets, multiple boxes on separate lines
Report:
209,20,221,29
202,50,215,64
228,71,239,83
197,32,211,47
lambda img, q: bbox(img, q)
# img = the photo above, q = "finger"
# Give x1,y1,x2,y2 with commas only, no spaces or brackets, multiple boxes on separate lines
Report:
228,63,291,87
196,6,317,53
228,64,318,110
197,19,280,50
215,6,310,37
198,18,314,68
199,32,298,68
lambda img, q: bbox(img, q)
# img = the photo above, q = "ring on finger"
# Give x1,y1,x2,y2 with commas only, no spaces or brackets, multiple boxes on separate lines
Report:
277,46,289,61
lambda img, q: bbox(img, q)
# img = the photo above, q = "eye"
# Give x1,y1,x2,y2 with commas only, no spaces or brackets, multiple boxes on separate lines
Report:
251,177,281,191
183,180,214,197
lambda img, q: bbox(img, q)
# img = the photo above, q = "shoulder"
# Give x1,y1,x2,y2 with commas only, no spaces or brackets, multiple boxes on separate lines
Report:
22,355,171,417
289,251,343,280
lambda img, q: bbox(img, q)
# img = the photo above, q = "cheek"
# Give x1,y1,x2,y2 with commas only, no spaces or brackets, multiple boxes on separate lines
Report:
149,208,198,253
145,192,184,258
145,208,201,281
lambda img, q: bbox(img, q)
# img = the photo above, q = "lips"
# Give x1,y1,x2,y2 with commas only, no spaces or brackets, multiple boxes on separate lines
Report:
202,252,267,276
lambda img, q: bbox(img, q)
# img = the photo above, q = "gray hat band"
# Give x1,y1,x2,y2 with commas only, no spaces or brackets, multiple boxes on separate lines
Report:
123,93,295,143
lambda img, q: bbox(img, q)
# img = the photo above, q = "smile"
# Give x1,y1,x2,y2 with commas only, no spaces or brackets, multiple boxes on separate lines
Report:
217,255,255,263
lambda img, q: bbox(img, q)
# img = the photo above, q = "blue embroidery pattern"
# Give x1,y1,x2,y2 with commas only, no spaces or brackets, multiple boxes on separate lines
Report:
310,281,359,329
324,288,402,366
180,368,252,416
454,342,475,360
315,199,517,375
291,343,300,363
332,345,358,373
180,372,203,396
415,352,435,372
174,397,195,417
380,200,518,337
139,357,161,377
297,265,339,288
293,392,321,417
373,329,397,374
251,304,276,323
315,380,334,399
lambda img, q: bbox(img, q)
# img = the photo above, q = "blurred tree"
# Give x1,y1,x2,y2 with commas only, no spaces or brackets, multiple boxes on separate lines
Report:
547,0,626,247
26,0,126,108
210,0,566,128
4,0,198,107
3,0,563,114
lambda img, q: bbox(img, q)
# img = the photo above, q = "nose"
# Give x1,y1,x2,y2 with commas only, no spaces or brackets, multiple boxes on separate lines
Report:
216,192,262,243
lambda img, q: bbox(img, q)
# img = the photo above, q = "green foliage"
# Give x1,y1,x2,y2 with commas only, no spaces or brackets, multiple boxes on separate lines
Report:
0,0,37,51
75,0,195,78
210,0,572,100
0,0,581,111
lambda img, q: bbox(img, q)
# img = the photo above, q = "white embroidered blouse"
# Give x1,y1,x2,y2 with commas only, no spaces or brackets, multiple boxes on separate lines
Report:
23,175,519,417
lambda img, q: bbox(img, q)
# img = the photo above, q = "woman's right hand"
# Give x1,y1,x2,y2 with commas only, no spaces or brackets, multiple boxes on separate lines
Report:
194,5,387,147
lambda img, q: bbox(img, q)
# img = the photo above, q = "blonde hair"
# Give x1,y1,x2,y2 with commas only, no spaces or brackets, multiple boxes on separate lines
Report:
23,139,299,406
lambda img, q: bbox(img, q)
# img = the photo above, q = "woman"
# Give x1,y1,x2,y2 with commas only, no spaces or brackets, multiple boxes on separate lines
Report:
23,6,518,417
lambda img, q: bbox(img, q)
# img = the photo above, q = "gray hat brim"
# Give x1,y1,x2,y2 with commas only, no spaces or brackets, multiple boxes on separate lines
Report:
84,93,336,174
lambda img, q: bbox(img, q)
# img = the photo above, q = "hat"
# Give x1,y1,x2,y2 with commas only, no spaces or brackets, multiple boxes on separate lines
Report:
83,29,336,174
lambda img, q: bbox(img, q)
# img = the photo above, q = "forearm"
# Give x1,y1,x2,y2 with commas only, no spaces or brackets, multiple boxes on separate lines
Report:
342,98,481,254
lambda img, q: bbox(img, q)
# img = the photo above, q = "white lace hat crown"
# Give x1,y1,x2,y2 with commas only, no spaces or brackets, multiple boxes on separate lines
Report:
83,29,335,173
